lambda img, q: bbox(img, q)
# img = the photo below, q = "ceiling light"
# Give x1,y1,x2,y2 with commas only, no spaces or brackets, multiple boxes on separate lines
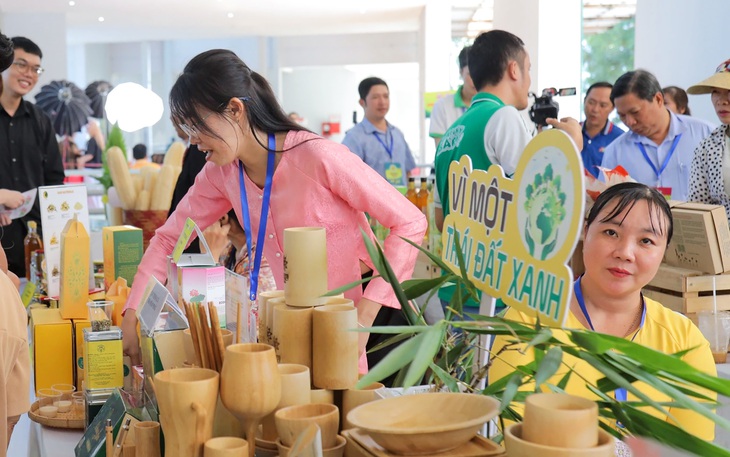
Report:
68,1,75,6
227,12,234,18
98,16,105,22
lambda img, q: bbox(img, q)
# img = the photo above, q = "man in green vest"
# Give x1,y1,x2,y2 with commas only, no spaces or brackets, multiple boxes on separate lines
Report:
433,29,583,316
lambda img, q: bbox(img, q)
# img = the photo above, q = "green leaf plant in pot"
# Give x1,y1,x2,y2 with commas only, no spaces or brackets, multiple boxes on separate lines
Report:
327,230,730,457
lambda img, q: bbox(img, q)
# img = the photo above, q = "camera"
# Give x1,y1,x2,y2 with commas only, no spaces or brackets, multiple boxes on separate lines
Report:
528,87,577,127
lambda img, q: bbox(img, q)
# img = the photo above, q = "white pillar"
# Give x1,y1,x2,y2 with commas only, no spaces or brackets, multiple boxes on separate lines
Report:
635,0,728,124
493,0,582,121
0,12,67,99
419,0,452,166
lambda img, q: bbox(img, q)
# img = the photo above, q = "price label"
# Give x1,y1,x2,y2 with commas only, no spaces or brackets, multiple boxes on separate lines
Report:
172,218,197,263
21,282,36,308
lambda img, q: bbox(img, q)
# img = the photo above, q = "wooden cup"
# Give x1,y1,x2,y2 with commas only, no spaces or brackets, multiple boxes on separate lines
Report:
258,290,284,345
312,305,359,390
261,364,312,441
283,227,328,307
275,403,340,448
204,437,249,457
272,299,314,368
310,389,334,405
342,382,385,430
134,421,161,457
154,368,220,457
522,393,599,448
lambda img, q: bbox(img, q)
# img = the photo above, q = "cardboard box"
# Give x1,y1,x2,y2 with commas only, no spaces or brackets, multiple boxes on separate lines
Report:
664,202,730,274
31,308,74,393
72,319,91,390
60,217,90,319
103,225,143,291
178,265,226,327
84,327,124,390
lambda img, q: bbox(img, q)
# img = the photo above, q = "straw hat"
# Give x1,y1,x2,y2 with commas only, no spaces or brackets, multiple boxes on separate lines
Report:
687,59,730,94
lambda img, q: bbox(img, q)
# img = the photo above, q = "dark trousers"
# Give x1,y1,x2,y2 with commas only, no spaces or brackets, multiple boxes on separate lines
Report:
362,271,415,387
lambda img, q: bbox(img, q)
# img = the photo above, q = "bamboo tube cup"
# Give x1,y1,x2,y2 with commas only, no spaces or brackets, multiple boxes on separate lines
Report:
261,364,312,441
134,421,161,457
271,298,314,368
283,227,328,307
259,290,284,345
312,304,358,389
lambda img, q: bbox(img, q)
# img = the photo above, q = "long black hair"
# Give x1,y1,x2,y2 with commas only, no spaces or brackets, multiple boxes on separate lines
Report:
169,49,312,152
586,182,673,246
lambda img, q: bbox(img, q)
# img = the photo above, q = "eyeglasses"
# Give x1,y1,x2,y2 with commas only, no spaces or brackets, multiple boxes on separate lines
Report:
12,60,44,76
178,97,250,139
178,110,217,139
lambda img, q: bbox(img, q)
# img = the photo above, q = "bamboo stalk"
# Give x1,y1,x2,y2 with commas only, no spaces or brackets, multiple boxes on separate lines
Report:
197,303,217,372
209,302,226,368
183,301,204,368
105,419,114,457
207,302,222,371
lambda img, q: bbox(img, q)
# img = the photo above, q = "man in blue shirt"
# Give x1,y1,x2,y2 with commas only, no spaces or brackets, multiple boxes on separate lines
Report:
342,77,417,186
581,81,624,178
601,70,714,201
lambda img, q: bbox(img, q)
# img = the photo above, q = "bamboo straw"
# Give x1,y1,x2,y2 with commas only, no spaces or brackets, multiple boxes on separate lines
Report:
209,302,226,367
207,302,222,371
198,303,217,372
236,300,242,344
183,301,204,368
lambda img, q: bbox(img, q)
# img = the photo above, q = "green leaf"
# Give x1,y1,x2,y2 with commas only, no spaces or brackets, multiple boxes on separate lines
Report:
323,274,380,297
403,322,446,388
429,362,460,392
359,325,429,335
556,369,572,391
356,332,424,388
534,347,563,387
499,373,523,413
524,328,554,351
402,275,454,300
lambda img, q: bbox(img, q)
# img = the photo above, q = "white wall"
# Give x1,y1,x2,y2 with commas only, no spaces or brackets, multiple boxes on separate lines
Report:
635,0,728,125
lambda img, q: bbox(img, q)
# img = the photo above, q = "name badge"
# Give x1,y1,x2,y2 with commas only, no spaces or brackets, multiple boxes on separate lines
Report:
384,162,404,186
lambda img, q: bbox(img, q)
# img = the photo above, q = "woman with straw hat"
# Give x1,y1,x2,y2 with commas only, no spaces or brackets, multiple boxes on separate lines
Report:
688,59,730,219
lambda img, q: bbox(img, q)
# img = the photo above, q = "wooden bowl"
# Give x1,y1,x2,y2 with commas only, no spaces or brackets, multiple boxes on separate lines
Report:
346,392,499,455
276,435,346,457
504,423,615,457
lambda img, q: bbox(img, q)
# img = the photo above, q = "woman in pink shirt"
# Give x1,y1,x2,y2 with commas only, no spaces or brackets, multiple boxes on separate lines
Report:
121,49,427,376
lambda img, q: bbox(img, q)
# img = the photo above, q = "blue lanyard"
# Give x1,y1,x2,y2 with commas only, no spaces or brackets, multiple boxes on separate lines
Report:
636,134,682,180
238,133,276,302
574,276,646,410
372,130,394,159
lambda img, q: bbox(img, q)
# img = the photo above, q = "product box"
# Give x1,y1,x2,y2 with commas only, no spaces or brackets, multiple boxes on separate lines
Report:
72,319,91,390
59,216,91,319
178,265,226,327
664,202,730,274
84,327,124,391
30,308,74,393
103,225,144,291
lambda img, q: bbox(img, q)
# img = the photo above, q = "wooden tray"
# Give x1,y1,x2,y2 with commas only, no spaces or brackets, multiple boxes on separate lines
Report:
28,398,85,429
344,428,505,457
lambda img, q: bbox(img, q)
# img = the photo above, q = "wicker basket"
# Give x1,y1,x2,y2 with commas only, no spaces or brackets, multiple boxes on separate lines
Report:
122,209,168,250
28,398,85,429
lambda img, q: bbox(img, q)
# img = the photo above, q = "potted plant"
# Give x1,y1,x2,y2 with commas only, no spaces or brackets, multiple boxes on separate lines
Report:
333,232,730,457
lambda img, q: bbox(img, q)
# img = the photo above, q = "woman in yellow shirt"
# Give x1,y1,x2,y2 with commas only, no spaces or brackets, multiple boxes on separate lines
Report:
489,182,716,440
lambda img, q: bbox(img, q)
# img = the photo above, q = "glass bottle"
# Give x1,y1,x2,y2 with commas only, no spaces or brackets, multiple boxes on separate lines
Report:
405,177,418,206
24,220,43,280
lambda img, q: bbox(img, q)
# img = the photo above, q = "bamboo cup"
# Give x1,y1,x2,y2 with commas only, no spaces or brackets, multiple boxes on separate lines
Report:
310,389,334,405
204,437,249,457
134,421,161,457
312,304,358,390
154,368,220,457
341,382,385,430
271,299,314,368
283,228,328,307
261,364,312,441
522,393,598,448
259,290,284,345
